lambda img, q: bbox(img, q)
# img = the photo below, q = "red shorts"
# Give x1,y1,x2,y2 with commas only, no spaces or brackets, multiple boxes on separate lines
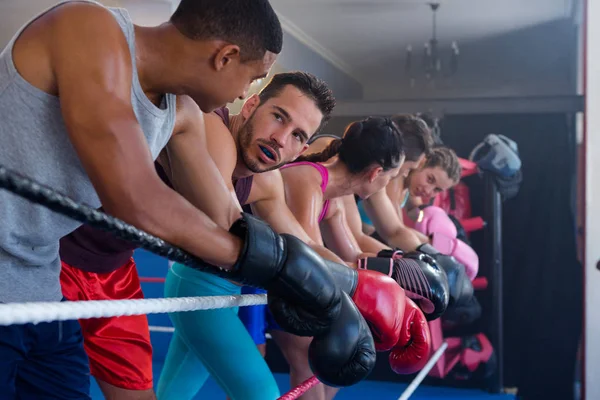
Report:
60,258,153,391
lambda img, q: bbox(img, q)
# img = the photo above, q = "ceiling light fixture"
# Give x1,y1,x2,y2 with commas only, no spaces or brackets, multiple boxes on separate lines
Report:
405,2,459,87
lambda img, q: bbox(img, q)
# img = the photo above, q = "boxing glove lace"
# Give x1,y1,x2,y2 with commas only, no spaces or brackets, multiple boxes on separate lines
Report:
357,252,449,321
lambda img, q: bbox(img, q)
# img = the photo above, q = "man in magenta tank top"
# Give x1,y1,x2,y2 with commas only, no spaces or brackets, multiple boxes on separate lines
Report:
59,71,343,399
158,72,412,399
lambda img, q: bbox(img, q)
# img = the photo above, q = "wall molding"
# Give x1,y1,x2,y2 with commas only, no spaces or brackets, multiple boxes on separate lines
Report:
332,95,585,116
274,9,362,85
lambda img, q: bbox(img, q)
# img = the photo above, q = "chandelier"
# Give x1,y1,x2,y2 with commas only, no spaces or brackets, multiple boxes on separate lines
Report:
405,2,459,87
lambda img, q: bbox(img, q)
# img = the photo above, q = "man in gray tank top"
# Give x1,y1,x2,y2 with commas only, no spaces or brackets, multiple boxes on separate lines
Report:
0,0,382,397
0,0,285,398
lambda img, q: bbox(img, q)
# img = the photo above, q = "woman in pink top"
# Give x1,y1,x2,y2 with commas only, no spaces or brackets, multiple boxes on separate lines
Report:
276,116,405,400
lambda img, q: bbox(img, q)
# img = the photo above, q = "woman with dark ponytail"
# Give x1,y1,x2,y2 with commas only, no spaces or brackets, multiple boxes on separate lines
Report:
288,117,404,199
307,114,461,254
268,117,405,400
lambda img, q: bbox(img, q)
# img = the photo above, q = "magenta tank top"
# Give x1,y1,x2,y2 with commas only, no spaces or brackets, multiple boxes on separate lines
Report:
280,161,330,222
59,106,253,274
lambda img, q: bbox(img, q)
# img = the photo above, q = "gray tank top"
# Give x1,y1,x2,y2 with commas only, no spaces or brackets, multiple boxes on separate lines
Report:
0,1,176,303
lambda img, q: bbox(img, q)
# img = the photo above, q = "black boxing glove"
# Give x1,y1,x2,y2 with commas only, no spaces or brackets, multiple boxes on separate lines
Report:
357,252,449,321
417,243,473,308
307,291,377,387
443,295,482,328
227,213,341,337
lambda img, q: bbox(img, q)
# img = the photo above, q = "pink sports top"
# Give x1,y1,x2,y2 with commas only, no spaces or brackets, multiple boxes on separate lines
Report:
280,161,330,222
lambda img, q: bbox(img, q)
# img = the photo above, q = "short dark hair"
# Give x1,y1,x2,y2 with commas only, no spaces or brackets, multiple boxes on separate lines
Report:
391,114,434,162
170,0,283,61
297,117,405,174
258,72,336,133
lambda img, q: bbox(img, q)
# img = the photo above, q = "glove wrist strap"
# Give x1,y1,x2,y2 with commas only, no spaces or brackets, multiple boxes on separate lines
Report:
325,260,358,296
229,212,284,287
358,257,393,277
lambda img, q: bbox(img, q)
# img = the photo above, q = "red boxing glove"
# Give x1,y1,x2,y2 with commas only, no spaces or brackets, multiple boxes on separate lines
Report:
389,298,432,375
325,262,407,352
351,269,406,351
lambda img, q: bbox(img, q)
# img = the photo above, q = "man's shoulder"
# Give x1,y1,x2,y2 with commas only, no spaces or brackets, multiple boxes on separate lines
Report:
204,108,236,151
204,108,230,131
42,1,129,66
48,1,121,32
252,169,283,193
212,107,230,125
173,97,232,141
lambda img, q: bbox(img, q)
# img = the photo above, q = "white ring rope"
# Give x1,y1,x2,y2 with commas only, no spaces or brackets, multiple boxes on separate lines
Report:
0,294,267,326
397,341,449,400
149,325,176,333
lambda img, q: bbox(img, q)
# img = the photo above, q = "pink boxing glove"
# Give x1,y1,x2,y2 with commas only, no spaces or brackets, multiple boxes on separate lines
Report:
414,206,458,238
430,232,479,281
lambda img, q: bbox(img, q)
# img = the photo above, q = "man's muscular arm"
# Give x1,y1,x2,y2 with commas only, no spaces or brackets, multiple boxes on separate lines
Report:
280,167,327,244
250,171,348,265
49,3,240,267
163,99,242,230
363,189,424,251
341,195,390,254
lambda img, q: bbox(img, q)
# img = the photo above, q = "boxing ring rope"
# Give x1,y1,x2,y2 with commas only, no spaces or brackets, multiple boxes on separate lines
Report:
0,164,444,400
149,325,175,333
0,164,327,400
279,376,321,400
0,294,268,326
0,165,238,279
397,342,449,400
0,295,320,400
139,276,166,283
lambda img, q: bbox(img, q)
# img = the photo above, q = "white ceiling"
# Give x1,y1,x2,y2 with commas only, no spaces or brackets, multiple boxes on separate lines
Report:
0,0,577,99
270,0,574,83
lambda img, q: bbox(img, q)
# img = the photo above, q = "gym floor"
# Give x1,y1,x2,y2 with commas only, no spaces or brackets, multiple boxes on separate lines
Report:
89,367,515,399
106,251,515,400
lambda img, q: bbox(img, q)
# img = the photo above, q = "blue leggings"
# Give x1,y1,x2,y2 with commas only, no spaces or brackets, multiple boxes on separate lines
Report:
156,263,280,400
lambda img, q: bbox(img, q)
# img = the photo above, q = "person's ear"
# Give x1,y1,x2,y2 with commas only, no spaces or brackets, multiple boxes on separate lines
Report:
213,44,241,71
292,144,310,161
240,95,260,120
368,167,383,183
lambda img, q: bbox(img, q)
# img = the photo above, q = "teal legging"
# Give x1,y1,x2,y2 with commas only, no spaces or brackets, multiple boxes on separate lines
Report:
357,192,410,226
156,263,280,400
357,200,374,226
